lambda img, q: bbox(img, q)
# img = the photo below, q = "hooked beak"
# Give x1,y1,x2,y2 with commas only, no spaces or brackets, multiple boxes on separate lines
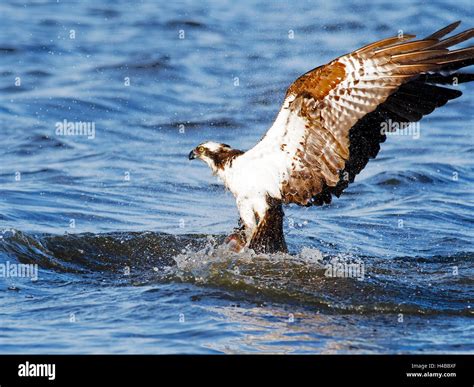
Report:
188,149,197,160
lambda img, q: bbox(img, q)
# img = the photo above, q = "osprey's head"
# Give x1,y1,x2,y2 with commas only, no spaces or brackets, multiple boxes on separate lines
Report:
189,141,242,173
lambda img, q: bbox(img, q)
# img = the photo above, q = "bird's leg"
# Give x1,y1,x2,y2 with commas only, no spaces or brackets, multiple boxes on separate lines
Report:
224,218,247,252
248,200,287,254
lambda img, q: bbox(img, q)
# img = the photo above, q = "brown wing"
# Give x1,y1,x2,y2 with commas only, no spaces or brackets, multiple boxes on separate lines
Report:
310,73,471,206
265,21,474,206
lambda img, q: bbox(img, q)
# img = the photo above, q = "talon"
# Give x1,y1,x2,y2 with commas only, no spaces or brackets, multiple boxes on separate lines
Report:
225,231,246,252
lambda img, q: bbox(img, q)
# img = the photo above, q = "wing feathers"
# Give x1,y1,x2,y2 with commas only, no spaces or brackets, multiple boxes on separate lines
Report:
393,63,440,74
252,22,474,207
425,20,461,39
354,34,416,54
391,49,448,62
430,28,474,49
373,39,439,56
432,47,474,64
383,100,424,122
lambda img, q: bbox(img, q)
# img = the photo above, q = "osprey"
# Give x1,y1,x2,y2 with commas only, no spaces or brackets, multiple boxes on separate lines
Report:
189,21,474,253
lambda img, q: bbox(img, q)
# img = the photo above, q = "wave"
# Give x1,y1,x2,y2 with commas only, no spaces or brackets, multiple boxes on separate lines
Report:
93,56,172,72
139,118,241,131
165,20,207,29
1,229,472,316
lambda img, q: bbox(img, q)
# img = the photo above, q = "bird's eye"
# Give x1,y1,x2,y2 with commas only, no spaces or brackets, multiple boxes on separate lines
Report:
197,146,205,153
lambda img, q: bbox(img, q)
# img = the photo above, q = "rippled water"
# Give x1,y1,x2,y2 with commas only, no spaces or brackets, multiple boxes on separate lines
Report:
0,0,473,353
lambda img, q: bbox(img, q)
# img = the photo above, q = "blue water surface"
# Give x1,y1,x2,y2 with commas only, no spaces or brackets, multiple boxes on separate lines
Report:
0,0,473,353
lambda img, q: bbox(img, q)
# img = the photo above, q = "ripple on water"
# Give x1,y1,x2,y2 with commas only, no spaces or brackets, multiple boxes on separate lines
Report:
1,230,472,317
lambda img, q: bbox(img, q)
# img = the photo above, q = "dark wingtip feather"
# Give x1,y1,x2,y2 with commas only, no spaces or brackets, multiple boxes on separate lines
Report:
425,21,461,39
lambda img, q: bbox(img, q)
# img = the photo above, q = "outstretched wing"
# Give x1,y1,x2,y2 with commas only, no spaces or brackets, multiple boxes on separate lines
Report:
249,21,474,206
